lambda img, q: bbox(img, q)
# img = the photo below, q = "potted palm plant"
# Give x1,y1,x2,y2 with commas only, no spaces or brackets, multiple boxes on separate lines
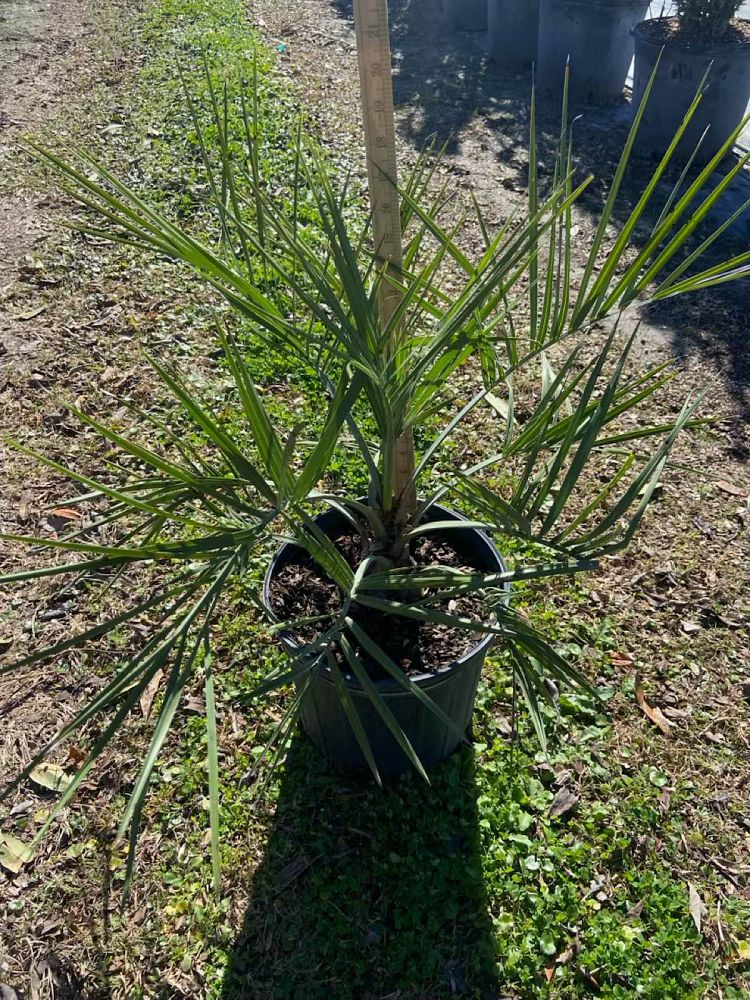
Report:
537,0,650,100
633,0,750,161
2,72,750,892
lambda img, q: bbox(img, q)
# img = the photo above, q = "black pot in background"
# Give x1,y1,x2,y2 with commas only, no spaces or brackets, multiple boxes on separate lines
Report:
537,0,649,102
444,0,488,32
633,19,750,163
264,503,508,776
488,0,539,70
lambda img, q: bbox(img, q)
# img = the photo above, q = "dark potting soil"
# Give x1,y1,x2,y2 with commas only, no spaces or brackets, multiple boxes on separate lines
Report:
269,531,490,679
639,15,750,46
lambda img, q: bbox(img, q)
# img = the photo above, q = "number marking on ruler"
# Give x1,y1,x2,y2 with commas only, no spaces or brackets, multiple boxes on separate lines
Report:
353,0,403,283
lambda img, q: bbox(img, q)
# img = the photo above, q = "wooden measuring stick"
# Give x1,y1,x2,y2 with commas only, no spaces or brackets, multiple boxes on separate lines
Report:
352,0,403,288
352,0,417,516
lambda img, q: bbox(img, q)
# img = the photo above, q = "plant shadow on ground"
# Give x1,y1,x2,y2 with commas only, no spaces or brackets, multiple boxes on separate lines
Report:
220,735,500,1000
329,0,750,433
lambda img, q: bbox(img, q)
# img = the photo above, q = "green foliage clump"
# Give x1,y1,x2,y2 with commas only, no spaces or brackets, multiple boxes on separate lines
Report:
676,0,743,38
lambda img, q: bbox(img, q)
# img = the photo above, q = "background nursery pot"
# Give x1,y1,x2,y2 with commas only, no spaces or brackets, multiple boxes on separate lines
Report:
444,0,488,31
632,18,750,161
265,504,509,775
537,0,650,100
488,0,539,69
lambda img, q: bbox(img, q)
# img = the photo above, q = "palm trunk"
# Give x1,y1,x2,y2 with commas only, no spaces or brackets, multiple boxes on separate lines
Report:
352,0,417,521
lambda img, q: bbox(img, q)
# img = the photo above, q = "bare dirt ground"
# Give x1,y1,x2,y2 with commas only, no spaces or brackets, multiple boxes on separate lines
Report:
1,0,749,996
0,3,158,995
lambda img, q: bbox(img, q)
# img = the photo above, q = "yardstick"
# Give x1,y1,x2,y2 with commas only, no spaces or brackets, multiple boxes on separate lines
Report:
352,0,417,512
352,0,403,322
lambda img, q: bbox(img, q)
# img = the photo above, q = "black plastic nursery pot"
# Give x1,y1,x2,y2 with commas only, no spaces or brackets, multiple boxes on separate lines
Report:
632,19,750,163
264,503,509,777
488,0,539,70
537,0,649,101
444,0,488,32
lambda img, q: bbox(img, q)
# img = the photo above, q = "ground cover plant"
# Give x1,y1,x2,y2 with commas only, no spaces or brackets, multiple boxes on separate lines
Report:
675,0,744,38
1,0,750,997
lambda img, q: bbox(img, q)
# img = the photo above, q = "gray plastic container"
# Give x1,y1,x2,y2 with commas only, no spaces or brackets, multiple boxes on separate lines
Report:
488,0,539,69
444,0,488,31
537,0,650,101
632,19,750,163
264,503,508,776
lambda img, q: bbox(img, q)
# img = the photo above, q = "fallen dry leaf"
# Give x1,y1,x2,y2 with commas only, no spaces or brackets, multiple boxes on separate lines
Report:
626,900,645,921
495,715,513,738
549,786,579,819
0,832,34,874
715,480,748,498
704,609,745,629
553,768,573,789
30,762,73,794
556,946,575,965
485,391,510,420
442,960,470,995
689,883,705,935
65,745,87,768
610,650,634,668
635,675,672,737
12,304,47,321
662,706,690,720
184,695,205,715
658,789,672,813
139,668,164,719
49,507,81,520
704,731,725,745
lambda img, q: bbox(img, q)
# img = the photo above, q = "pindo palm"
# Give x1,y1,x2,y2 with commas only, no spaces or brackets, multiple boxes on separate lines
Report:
2,67,749,895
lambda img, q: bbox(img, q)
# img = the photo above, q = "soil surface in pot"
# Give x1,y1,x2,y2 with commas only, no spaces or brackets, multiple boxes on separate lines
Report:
269,531,493,679
639,15,750,45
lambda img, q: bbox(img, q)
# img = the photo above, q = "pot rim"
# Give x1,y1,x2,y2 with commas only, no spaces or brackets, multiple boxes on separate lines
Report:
542,0,650,9
633,16,750,54
262,500,509,692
